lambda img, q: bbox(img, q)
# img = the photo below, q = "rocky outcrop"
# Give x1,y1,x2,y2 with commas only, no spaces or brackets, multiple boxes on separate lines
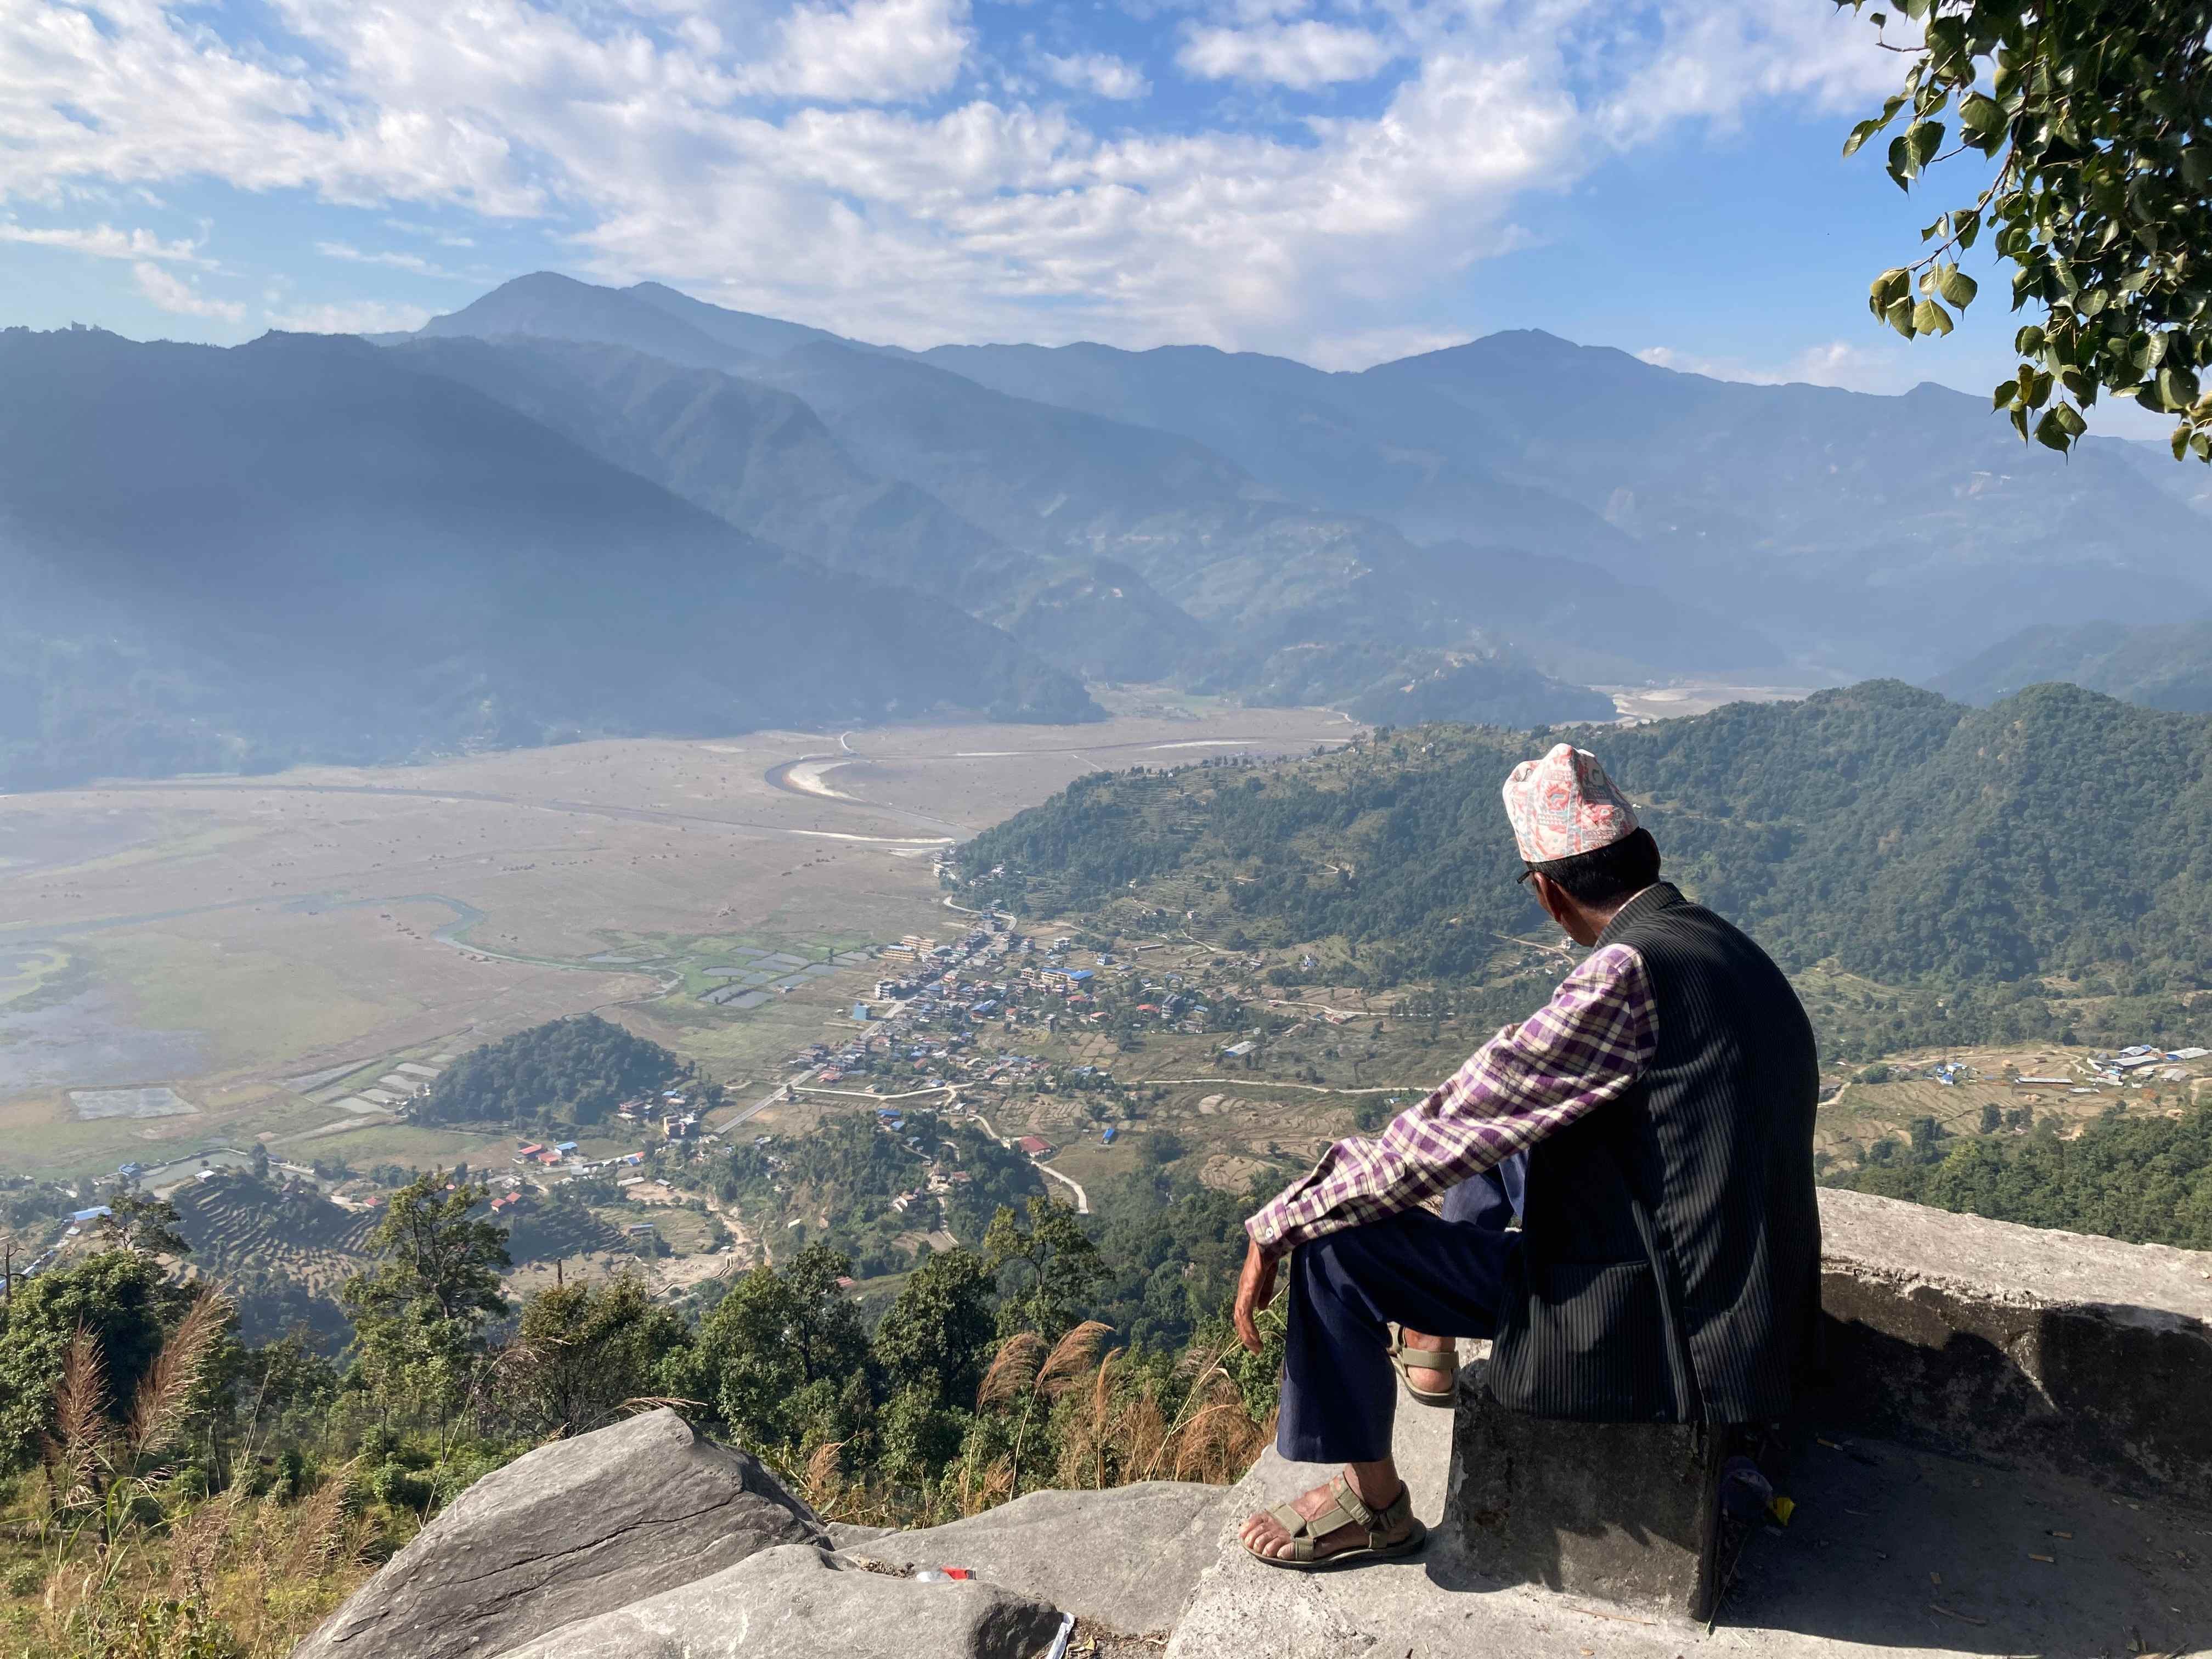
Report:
847,1480,1234,1637
294,1409,826,1659
494,1545,1067,1659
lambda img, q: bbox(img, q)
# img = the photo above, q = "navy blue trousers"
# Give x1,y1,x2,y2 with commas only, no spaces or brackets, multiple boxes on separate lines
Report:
1274,1154,1526,1465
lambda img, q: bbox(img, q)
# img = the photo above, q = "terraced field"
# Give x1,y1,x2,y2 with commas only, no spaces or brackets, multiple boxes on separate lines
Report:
171,1173,379,1296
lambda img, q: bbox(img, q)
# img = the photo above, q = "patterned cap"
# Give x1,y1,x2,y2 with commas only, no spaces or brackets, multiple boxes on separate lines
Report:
1502,743,1639,863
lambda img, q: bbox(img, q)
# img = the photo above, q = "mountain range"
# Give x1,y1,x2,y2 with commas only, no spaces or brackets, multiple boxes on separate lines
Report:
5,270,2209,787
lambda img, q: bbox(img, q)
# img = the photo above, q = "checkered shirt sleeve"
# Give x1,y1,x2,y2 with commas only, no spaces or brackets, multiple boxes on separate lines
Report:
1244,943,1658,1256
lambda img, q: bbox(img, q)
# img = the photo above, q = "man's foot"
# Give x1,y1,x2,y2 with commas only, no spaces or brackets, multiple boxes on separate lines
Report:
1385,1327,1456,1403
1238,1468,1422,1567
1397,1329,1453,1394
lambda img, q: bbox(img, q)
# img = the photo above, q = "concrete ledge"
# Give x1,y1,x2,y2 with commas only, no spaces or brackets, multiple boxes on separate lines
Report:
1444,1379,1728,1618
1814,1187,2212,1496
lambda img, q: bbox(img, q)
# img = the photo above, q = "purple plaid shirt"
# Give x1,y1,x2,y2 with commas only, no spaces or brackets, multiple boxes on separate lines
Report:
1245,943,1658,1256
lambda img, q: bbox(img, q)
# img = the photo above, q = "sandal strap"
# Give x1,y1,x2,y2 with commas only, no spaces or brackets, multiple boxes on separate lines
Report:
1265,1500,1318,1562
1325,1472,1379,1533
1260,1479,1415,1562
1388,1341,1457,1381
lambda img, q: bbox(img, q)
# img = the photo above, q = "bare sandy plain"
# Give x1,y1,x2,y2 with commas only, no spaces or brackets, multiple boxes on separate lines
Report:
0,692,1353,1180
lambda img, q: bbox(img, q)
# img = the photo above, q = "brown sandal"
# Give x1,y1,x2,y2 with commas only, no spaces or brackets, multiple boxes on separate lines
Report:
1243,1472,1427,1570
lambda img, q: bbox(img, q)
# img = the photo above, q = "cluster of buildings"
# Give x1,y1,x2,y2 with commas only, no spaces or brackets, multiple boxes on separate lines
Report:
617,1089,703,1140
2088,1045,2208,1085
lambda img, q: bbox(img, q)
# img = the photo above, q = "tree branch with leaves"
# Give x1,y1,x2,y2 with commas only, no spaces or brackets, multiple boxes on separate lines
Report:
1842,0,2212,455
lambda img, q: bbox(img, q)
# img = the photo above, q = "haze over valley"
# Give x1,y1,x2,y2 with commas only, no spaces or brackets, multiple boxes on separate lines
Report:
10,272,2212,798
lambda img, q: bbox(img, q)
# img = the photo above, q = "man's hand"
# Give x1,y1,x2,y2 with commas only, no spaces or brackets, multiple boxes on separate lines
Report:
1233,1238,1279,1354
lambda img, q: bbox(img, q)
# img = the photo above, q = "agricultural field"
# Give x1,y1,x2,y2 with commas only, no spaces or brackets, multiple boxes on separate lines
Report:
0,698,1346,1183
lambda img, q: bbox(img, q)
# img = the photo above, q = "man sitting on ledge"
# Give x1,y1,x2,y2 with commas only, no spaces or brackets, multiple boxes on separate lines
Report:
1233,743,1821,1568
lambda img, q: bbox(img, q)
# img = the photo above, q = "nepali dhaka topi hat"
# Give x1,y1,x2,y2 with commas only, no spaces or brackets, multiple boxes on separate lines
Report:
1502,742,1639,864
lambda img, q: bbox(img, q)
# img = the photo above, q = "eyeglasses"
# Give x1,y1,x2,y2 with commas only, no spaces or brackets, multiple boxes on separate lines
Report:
1516,867,1537,887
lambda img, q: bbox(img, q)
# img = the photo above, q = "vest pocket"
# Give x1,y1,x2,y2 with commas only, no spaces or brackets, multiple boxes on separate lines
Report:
1517,1258,1670,1419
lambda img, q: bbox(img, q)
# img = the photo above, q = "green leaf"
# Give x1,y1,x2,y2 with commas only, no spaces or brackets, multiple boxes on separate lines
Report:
2010,405,2031,442
1885,296,1917,337
2053,403,2087,437
2172,424,2190,461
1992,378,2018,410
2033,409,2074,452
2061,367,2096,403
1959,91,2005,136
1955,209,1981,251
1937,265,1978,306
2185,147,2212,190
1912,298,1954,336
2015,324,2046,356
2193,431,2212,462
2160,364,2200,410
1887,133,1916,188
1843,118,1883,158
2029,370,2053,407
1907,120,1945,167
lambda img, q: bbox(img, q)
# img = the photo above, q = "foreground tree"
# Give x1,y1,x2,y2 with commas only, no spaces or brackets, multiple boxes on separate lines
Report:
0,1251,190,1471
691,1243,867,1452
1842,0,2212,455
340,1171,510,1423
983,1198,1103,1341
499,1276,691,1437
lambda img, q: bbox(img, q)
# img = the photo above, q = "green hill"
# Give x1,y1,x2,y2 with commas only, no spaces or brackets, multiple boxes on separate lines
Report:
958,681,2212,1054
420,1014,691,1127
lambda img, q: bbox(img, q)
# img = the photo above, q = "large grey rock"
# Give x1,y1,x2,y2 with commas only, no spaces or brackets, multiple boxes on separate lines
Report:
295,1409,826,1659
1815,1187,2212,1496
498,1544,1068,1659
849,1481,1234,1637
1170,1368,2212,1659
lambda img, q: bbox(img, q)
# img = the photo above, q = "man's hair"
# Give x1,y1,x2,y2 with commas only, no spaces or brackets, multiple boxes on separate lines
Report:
1527,826,1661,907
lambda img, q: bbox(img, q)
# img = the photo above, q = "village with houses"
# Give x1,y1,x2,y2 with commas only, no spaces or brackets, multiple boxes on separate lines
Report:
8,877,2210,1331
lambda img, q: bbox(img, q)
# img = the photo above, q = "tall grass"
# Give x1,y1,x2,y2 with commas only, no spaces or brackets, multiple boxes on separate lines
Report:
3,1289,383,1659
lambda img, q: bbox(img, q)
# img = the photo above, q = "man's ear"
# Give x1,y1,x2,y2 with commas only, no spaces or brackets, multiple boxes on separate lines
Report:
1529,872,1569,929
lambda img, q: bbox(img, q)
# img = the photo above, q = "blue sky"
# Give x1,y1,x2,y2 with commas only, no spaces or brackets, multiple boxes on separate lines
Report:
0,0,2166,433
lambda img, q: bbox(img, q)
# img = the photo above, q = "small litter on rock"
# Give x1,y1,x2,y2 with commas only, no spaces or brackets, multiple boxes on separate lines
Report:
1928,1604,1987,1627
2029,1553,2056,1564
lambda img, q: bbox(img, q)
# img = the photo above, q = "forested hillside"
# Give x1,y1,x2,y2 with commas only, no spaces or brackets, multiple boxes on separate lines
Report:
418,1013,693,1126
960,681,2212,1052
1833,1103,2212,1249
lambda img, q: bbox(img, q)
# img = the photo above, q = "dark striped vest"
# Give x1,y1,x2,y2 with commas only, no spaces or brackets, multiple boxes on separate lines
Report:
1486,882,1821,1423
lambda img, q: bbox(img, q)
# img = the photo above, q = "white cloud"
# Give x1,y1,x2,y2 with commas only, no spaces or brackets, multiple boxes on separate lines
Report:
317,239,467,278
132,261,245,319
0,0,1899,360
1176,20,1394,88
1638,338,1904,393
384,218,477,246
0,221,207,263
1040,52,1149,101
740,0,973,103
264,298,435,334
1302,325,1471,371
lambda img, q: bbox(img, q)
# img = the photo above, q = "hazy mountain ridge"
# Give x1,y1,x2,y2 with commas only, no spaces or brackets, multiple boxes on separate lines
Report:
390,334,1211,684
0,325,1098,787
922,324,2212,682
1933,617,2212,712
